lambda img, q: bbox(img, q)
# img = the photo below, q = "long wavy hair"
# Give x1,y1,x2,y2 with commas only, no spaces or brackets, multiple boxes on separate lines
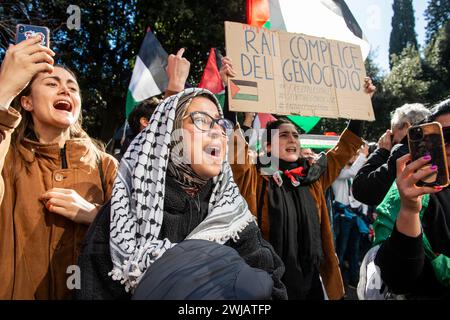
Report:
11,65,103,166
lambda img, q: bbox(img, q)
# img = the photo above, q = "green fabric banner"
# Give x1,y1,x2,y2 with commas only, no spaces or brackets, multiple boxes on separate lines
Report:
287,116,321,133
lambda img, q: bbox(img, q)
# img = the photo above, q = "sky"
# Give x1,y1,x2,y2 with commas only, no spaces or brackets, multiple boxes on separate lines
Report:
345,0,428,73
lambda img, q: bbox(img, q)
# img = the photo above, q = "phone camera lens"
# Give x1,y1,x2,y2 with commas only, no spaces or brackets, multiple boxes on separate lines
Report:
409,127,423,141
19,26,25,32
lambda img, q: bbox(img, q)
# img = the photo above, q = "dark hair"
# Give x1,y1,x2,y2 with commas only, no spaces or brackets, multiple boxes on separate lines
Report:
429,97,450,122
128,97,160,135
261,118,300,151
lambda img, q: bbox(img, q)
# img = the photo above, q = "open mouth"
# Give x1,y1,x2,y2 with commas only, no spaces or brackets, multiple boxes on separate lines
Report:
53,100,72,112
204,145,222,158
286,147,297,153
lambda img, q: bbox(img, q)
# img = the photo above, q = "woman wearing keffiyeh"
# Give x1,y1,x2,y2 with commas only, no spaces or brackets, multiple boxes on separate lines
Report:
77,88,287,300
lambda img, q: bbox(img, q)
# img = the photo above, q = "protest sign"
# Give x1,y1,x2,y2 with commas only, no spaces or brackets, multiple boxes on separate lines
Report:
225,21,374,121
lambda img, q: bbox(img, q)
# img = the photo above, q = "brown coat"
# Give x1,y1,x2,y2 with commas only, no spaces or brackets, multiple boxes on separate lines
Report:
0,107,118,299
230,127,363,300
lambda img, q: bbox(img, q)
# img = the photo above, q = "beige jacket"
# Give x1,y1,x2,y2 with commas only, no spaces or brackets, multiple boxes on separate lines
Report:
0,107,117,299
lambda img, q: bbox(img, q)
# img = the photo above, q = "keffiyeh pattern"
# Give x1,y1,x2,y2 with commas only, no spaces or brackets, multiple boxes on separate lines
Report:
109,88,255,292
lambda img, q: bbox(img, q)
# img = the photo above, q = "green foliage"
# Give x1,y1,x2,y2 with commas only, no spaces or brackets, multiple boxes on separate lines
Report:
389,0,418,69
384,45,431,104
276,0,449,144
424,21,450,101
361,54,394,142
424,0,450,44
135,0,245,85
0,0,245,142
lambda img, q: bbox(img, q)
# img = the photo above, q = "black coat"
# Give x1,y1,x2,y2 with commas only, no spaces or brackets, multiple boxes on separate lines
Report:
375,186,450,299
132,239,275,300
352,143,409,206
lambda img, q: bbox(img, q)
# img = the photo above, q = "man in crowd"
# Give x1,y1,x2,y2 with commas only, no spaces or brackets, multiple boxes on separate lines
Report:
352,103,431,206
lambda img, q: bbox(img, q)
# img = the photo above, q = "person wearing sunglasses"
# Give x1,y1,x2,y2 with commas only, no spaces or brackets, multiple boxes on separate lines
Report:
372,98,450,299
77,88,287,300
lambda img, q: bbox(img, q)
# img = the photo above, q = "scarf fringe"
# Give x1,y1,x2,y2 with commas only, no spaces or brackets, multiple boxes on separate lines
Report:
108,267,133,292
189,214,255,244
109,246,169,292
110,215,255,292
109,264,143,293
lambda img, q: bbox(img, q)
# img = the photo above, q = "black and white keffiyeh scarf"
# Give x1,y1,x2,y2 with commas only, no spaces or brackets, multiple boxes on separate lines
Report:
109,88,255,292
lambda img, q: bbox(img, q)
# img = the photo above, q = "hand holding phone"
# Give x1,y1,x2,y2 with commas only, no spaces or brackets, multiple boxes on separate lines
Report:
15,24,50,47
0,25,53,108
407,122,449,187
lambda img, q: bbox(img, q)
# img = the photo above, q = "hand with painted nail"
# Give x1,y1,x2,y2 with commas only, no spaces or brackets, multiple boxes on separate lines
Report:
395,153,443,237
0,35,55,109
396,153,442,215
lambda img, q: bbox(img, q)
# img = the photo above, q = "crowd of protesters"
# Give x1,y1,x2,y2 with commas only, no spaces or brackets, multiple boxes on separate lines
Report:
0,32,449,301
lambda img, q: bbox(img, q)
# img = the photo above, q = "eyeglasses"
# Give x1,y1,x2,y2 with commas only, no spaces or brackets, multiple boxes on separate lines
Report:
185,111,234,136
443,126,450,145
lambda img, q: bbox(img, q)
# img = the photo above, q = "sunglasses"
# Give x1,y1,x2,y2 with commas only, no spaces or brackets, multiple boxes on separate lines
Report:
185,111,234,136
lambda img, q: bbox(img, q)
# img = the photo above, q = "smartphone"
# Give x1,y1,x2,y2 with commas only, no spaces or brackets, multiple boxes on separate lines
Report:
15,24,50,47
407,122,449,187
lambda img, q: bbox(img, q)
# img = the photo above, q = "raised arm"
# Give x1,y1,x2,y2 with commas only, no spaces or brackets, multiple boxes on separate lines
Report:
336,147,367,180
375,154,441,294
318,77,375,190
0,36,55,202
352,130,409,206
319,127,363,190
164,48,190,98
219,57,256,176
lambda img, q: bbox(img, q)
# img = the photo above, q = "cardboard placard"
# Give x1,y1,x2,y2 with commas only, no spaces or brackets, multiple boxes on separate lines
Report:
225,21,374,121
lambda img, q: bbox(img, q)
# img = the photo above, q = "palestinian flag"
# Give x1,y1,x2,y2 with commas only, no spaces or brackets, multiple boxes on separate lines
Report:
125,29,168,117
198,48,226,108
230,79,259,102
299,134,339,150
289,116,322,135
198,48,224,94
